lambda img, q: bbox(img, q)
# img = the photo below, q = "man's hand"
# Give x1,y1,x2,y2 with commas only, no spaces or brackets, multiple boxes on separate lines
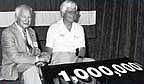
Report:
35,52,50,66
38,56,49,62
40,52,50,62
35,61,46,66
78,47,86,57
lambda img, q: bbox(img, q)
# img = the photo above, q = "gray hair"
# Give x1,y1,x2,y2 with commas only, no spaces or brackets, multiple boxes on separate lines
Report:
60,0,78,16
15,4,32,17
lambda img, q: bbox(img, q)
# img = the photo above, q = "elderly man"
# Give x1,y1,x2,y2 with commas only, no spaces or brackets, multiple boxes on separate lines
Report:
1,5,49,84
46,0,95,65
45,0,95,83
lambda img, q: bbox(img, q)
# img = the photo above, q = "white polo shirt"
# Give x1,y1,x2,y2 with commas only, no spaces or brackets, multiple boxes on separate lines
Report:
46,19,85,53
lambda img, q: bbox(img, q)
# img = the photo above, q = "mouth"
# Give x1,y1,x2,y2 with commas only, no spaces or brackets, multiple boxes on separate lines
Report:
68,16,74,20
24,22,30,25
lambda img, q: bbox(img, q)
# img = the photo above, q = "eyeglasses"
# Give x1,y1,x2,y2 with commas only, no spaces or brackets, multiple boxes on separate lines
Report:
20,16,32,20
66,10,77,15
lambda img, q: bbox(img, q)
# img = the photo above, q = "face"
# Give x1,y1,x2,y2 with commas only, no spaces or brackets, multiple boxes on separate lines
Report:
16,8,32,29
63,7,77,23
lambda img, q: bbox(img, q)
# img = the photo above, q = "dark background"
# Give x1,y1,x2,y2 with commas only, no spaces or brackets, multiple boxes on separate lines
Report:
0,0,144,66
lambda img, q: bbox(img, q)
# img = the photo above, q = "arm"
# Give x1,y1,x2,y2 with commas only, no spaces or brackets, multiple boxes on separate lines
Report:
44,47,53,56
78,47,86,57
1,29,36,64
77,25,86,57
45,25,55,56
34,26,55,65
36,47,52,64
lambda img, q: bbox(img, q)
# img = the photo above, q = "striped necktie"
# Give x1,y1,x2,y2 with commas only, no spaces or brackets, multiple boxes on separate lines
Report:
23,28,33,49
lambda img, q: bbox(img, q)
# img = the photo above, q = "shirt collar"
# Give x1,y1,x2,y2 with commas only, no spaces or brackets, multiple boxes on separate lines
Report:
15,22,24,32
61,18,75,32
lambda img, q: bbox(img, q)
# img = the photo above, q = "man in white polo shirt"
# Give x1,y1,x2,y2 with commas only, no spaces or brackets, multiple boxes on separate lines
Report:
45,0,95,65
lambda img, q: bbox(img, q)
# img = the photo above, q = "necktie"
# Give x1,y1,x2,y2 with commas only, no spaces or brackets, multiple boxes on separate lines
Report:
23,28,33,49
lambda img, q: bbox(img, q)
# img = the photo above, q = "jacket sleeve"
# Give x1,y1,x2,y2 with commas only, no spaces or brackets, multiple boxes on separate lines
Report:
1,29,36,64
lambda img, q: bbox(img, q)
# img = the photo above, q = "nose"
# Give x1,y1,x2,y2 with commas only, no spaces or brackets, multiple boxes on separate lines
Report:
24,17,31,23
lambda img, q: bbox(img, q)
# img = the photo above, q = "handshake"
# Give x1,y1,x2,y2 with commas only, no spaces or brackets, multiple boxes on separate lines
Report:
35,52,50,66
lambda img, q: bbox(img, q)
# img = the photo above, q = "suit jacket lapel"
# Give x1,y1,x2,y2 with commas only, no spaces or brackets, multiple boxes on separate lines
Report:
27,28,35,42
11,23,27,52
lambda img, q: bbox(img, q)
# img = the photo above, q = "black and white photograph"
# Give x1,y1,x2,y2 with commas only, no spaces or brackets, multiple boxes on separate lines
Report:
0,0,144,84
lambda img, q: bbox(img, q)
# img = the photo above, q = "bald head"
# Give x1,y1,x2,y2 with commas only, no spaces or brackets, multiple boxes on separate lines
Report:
60,0,78,17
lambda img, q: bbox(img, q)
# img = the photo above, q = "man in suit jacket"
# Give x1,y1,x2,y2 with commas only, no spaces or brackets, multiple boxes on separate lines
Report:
1,5,49,84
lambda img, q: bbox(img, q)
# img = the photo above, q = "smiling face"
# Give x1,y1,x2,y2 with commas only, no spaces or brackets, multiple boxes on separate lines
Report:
63,7,77,23
16,8,32,29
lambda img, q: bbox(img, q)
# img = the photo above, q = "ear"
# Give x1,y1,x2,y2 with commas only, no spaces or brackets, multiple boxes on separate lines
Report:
15,14,18,20
60,11,64,17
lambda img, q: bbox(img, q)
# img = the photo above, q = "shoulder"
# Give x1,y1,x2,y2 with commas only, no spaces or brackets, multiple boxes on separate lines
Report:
73,22,84,30
1,25,16,41
48,20,62,32
2,28,11,37
50,20,61,28
2,24,15,35
74,22,83,27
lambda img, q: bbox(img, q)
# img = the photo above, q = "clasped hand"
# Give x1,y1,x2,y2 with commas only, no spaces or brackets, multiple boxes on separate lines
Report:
35,52,50,66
